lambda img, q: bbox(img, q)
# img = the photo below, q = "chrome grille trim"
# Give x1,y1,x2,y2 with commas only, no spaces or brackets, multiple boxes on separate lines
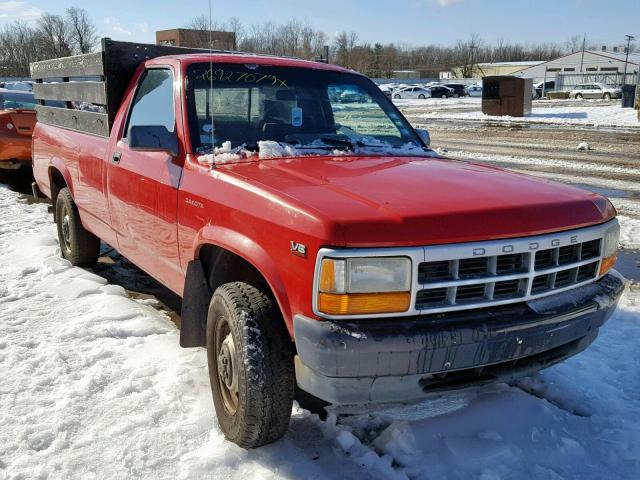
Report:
312,219,617,320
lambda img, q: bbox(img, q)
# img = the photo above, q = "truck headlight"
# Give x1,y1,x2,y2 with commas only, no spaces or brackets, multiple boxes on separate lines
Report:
600,220,620,275
317,257,411,315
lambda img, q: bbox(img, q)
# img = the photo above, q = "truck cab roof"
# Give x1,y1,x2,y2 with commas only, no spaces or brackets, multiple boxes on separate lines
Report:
153,53,355,75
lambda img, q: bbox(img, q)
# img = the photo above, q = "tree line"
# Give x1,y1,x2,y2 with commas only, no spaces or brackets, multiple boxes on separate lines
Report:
0,8,632,79
188,17,611,78
0,7,97,76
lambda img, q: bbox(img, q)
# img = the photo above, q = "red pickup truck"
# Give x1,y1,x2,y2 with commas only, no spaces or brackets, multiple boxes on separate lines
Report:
30,40,624,448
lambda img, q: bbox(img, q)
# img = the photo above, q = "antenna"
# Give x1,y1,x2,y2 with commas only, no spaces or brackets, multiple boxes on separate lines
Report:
208,0,215,153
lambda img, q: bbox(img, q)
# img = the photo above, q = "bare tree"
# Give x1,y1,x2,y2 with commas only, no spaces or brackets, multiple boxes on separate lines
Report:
38,13,72,58
66,7,97,54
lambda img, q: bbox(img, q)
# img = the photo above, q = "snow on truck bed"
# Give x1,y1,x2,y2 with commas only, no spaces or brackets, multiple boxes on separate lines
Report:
1,184,639,480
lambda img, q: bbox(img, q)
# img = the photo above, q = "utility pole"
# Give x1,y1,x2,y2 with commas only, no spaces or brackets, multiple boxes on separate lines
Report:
623,34,635,85
469,45,478,79
579,33,586,73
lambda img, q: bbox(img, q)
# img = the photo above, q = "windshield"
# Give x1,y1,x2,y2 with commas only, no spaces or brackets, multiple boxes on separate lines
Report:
0,92,36,110
185,62,427,158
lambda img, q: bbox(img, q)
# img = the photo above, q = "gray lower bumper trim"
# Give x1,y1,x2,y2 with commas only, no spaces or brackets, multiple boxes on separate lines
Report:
294,273,624,405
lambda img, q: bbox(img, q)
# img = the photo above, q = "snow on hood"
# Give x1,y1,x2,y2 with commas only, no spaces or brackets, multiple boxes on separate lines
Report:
196,139,436,166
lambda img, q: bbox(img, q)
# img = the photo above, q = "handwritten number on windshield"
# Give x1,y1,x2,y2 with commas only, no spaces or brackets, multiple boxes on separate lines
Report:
196,69,288,87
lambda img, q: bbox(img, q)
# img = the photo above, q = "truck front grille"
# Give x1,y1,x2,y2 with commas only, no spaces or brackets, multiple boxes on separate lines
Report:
315,220,614,319
415,237,603,312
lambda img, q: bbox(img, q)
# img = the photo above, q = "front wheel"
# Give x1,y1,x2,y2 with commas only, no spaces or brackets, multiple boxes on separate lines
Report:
207,282,294,448
393,94,401,99
55,187,100,267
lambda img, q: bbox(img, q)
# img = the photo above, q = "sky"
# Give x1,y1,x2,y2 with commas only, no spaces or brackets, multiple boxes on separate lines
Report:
0,0,638,49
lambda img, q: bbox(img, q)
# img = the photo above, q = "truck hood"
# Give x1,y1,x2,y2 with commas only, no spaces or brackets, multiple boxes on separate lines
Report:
222,155,615,247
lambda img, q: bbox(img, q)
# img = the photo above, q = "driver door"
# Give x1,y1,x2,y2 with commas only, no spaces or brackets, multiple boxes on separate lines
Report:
107,67,184,293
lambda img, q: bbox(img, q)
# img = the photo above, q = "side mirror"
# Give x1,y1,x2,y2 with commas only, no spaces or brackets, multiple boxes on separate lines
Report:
416,128,430,147
129,125,179,157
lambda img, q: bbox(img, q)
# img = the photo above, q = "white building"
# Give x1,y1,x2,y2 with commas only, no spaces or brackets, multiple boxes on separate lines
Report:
513,49,640,84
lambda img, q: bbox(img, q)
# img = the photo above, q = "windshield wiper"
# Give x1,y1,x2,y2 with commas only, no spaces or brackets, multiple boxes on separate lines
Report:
318,137,356,150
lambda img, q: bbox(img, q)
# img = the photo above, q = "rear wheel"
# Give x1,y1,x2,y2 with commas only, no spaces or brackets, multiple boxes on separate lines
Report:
55,187,100,267
603,92,611,100
575,93,583,99
206,282,294,448
441,94,447,99
418,94,425,99
393,94,401,99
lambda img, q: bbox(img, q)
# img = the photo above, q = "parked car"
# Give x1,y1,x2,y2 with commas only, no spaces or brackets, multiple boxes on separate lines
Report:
0,89,37,170
378,84,394,99
0,81,34,92
429,85,455,98
570,83,622,100
30,39,624,449
465,85,483,97
534,80,556,99
392,86,431,99
443,83,467,97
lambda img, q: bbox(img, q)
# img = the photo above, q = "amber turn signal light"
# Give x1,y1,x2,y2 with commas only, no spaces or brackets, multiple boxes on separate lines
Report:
318,292,411,315
599,254,617,276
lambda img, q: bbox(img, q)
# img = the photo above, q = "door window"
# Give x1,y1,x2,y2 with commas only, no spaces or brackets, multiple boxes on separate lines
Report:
125,68,175,139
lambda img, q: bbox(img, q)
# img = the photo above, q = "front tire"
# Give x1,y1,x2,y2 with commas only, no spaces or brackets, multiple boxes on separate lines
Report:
393,94,401,99
55,187,100,267
206,282,294,448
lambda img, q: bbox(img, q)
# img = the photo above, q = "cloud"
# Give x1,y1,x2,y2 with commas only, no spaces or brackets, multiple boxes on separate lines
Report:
103,16,132,36
136,22,148,34
0,1,43,22
436,0,461,5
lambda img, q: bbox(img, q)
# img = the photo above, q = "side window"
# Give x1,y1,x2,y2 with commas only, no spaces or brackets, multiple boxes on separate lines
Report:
125,68,175,139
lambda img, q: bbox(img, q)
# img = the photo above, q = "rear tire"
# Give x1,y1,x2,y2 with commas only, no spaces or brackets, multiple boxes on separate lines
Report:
575,93,583,99
418,94,425,99
603,93,611,100
55,187,100,267
206,282,294,448
393,94,401,99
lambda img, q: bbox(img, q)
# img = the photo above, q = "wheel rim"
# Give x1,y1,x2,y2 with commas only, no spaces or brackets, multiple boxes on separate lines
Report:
60,206,72,255
216,320,239,415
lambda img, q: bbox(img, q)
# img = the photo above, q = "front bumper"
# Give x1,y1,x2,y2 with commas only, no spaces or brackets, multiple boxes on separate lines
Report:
294,272,624,405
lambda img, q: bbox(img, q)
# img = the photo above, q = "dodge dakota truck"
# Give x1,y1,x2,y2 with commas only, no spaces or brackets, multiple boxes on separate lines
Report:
30,39,624,448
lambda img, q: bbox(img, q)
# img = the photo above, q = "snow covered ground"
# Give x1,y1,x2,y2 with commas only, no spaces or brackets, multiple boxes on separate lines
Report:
1,184,639,479
394,97,640,129
426,105,639,128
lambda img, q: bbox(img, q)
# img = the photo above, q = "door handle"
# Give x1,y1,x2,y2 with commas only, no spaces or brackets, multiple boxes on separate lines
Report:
112,151,122,164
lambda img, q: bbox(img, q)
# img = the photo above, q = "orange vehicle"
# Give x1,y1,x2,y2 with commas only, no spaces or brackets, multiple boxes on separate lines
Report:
0,88,38,170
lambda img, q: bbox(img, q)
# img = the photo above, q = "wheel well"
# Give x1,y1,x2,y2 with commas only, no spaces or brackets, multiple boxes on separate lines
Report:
48,167,67,208
180,243,288,348
199,244,272,298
